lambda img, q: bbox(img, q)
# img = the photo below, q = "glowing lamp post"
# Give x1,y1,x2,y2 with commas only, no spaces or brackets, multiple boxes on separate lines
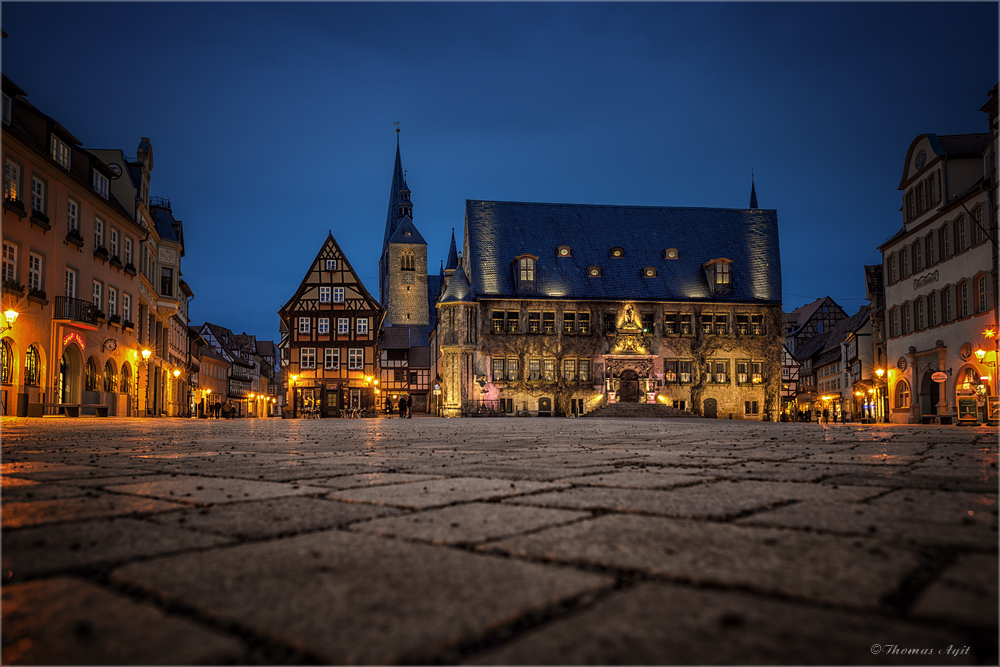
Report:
2,309,18,332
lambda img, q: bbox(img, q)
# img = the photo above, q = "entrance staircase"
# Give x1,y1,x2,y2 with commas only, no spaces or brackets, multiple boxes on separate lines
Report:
583,402,698,419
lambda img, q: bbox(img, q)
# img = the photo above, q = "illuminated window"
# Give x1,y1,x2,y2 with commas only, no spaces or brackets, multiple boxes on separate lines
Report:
85,357,98,391
0,339,11,384
519,257,534,281
23,345,40,385
348,348,363,370
4,158,19,200
121,363,132,394
93,170,109,199
104,360,117,392
324,348,339,370
50,135,71,170
895,379,910,408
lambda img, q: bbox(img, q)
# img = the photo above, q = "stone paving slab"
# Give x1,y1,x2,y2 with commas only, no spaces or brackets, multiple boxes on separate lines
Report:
102,476,332,506
296,471,448,489
504,479,886,519
735,501,998,549
326,476,569,509
1,576,245,664
350,502,590,545
464,581,974,665
481,513,918,608
2,518,232,581
912,553,999,629
1,417,996,665
143,496,410,539
110,529,612,664
2,493,187,529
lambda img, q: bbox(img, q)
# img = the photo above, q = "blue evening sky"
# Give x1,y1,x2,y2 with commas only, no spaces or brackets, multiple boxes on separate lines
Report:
2,2,996,340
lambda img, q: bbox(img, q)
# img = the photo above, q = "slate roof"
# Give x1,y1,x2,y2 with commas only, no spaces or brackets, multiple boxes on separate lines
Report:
445,229,459,270
151,204,182,244
382,141,406,254
387,215,426,245
464,200,781,303
937,133,989,156
439,266,473,303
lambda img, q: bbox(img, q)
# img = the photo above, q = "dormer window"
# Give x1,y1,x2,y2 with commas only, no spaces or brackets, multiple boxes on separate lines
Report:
514,254,537,292
557,246,572,257
587,266,602,277
93,170,109,199
610,247,624,258
50,135,71,170
703,258,733,295
325,259,337,271
642,266,657,278
664,248,679,260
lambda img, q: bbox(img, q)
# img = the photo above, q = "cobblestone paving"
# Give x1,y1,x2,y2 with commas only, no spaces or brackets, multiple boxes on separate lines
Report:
1,416,996,664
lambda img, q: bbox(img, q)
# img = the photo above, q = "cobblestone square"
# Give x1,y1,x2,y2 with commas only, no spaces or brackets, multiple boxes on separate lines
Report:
1,417,997,664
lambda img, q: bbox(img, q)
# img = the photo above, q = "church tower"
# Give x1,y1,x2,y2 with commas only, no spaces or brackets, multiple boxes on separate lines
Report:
379,130,429,327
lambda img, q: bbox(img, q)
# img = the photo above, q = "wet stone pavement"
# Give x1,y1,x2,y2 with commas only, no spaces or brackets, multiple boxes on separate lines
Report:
0,416,997,665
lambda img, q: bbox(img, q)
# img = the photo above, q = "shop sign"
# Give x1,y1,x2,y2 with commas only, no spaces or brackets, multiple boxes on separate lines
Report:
62,331,85,350
956,397,978,421
931,372,947,383
433,383,441,395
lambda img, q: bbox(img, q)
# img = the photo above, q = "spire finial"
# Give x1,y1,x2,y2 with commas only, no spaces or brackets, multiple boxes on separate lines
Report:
749,169,758,209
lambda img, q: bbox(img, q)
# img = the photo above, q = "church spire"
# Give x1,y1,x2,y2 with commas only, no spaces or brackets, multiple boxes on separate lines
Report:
445,228,459,272
749,170,758,209
383,130,406,254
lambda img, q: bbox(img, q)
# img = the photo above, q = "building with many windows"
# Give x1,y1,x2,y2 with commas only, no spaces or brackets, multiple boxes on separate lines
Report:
431,188,784,419
278,233,384,417
879,83,998,423
1,76,186,417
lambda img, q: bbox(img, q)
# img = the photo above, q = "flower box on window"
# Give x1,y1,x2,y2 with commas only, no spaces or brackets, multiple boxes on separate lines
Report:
66,228,85,248
2,279,25,298
93,246,109,262
122,319,135,331
27,288,47,305
109,255,124,270
29,210,51,231
3,197,26,218
94,309,107,323
108,314,122,326
123,262,137,277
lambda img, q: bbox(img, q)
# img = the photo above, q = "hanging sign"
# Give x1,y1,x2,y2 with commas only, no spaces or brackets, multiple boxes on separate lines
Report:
931,372,948,383
62,331,85,350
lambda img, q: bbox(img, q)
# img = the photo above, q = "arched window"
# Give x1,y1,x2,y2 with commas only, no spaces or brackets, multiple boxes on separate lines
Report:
895,379,910,409
24,345,40,385
1,339,12,384
104,359,117,393
121,362,132,394
400,251,415,271
85,357,98,391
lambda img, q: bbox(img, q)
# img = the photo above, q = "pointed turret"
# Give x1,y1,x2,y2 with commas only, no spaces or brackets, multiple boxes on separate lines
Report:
749,175,758,209
382,139,406,253
445,228,459,275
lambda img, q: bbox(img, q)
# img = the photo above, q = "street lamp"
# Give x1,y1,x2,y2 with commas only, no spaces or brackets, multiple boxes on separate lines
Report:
2,309,18,332
142,349,151,361
173,369,180,378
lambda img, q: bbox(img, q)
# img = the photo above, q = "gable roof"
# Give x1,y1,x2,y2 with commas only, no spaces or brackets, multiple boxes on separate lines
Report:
445,228,459,270
279,232,383,316
463,200,781,303
387,215,426,245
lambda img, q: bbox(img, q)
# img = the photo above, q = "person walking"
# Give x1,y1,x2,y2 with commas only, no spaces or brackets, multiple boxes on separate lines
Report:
406,395,413,418
398,396,406,419
822,407,829,424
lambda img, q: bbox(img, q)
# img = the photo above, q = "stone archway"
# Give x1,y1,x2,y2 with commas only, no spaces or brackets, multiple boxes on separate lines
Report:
619,369,640,403
59,344,83,406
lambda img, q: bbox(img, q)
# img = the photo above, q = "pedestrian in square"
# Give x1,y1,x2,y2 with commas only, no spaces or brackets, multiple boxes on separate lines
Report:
406,395,412,418
398,396,405,418
823,408,829,424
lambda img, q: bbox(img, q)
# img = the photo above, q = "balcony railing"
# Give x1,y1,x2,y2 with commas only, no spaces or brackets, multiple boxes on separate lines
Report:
54,297,98,326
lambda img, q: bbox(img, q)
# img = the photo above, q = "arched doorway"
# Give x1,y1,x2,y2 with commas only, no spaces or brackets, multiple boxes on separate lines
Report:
619,369,639,403
704,397,718,419
59,344,83,406
919,370,938,420
537,397,552,417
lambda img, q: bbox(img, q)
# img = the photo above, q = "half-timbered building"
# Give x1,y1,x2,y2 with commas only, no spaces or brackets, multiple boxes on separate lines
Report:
279,232,384,417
